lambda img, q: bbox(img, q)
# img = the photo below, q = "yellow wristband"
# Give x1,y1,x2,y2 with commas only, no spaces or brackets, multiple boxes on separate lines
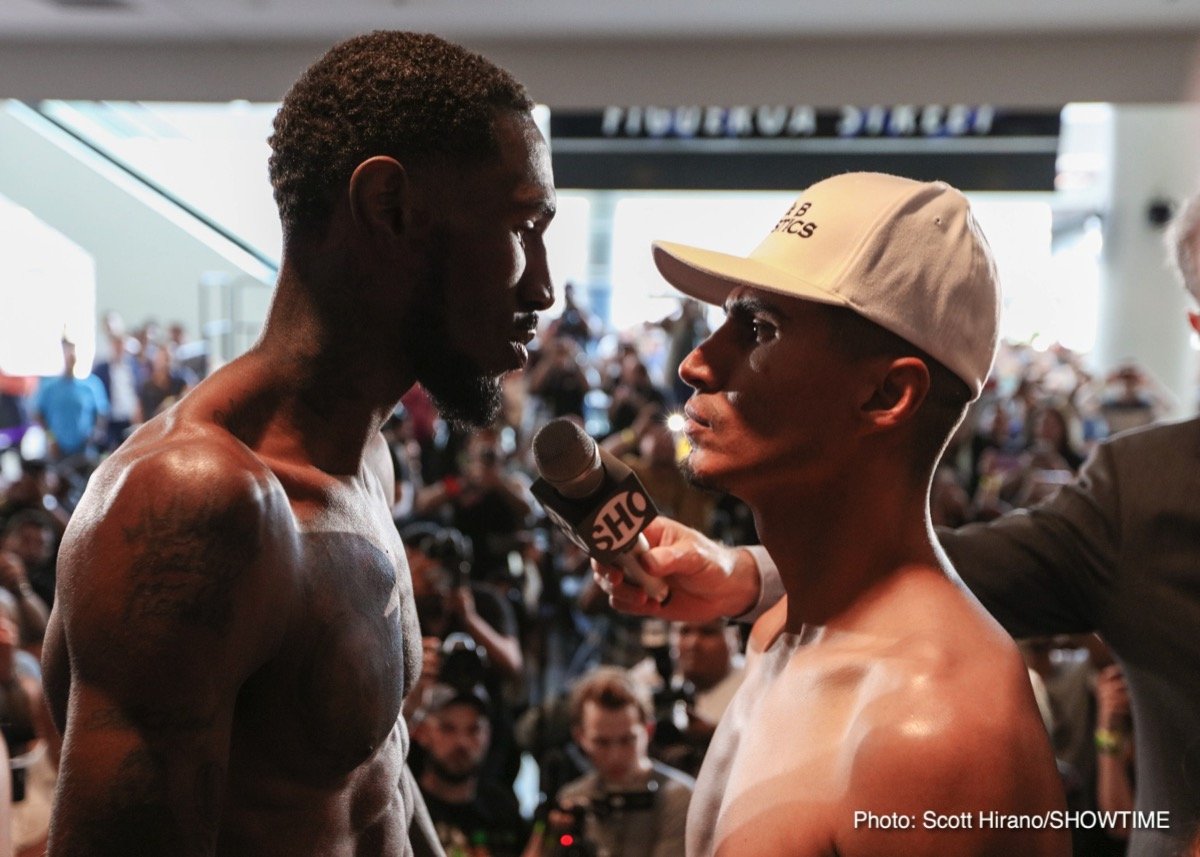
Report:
1094,728,1126,755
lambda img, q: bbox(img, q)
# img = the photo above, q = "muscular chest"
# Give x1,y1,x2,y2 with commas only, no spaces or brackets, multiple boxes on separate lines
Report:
693,636,870,856
235,496,422,783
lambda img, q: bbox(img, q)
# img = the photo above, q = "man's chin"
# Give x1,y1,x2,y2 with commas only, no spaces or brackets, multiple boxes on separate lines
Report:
680,454,727,494
428,757,482,784
421,373,503,430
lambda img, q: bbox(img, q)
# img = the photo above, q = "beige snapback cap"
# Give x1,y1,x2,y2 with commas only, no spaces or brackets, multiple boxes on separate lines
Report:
652,171,1001,399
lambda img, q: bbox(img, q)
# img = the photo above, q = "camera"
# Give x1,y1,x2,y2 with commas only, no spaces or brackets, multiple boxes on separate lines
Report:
588,782,659,817
544,783,660,856
653,676,696,741
439,632,488,692
551,804,596,857
399,522,474,587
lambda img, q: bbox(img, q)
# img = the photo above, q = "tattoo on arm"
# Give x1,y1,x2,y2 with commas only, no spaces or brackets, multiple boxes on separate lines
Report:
121,492,262,632
79,705,217,734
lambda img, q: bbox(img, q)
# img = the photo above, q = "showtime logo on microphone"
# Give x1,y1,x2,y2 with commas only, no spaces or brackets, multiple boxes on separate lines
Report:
590,490,653,553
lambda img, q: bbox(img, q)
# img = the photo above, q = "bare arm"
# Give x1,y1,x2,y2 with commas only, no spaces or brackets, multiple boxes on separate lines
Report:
1094,665,1135,838
450,587,523,680
835,700,1070,854
47,448,288,856
836,676,1069,857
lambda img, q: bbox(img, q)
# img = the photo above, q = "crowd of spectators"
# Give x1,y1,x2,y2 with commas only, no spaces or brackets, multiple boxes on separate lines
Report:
0,294,1181,856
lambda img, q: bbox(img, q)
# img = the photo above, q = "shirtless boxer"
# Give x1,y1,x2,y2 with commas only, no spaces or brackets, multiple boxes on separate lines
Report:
627,172,1067,856
42,31,555,856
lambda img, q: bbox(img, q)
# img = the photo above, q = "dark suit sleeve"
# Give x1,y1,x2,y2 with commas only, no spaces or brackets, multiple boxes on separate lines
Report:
937,440,1121,638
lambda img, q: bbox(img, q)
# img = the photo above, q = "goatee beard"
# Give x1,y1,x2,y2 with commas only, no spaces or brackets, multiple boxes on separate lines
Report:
679,454,724,494
423,371,502,433
426,754,481,786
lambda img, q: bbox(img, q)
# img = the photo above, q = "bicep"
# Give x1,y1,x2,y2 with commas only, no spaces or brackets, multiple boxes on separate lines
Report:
52,562,250,857
837,703,1065,857
52,679,231,857
51,452,287,855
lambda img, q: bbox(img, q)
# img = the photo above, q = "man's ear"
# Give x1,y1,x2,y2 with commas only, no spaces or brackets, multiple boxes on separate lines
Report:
861,357,930,432
347,156,409,238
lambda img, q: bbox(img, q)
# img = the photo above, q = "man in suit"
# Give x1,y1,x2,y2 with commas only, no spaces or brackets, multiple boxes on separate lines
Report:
92,333,144,451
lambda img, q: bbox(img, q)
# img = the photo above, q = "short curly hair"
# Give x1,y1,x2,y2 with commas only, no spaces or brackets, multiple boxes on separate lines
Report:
268,31,533,240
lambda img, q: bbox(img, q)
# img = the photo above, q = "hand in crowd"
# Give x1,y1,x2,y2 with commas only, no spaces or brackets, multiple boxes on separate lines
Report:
0,551,29,594
592,516,757,622
1096,664,1132,735
403,635,444,726
447,585,478,622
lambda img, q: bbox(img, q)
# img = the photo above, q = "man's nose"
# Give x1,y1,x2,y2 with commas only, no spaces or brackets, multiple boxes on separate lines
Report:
679,330,727,394
519,251,554,312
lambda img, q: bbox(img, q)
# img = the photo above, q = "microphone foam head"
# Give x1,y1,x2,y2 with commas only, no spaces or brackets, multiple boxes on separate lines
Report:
533,418,600,490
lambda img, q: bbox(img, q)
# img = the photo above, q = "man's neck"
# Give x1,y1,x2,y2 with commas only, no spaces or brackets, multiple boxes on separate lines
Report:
750,471,941,635
246,263,417,475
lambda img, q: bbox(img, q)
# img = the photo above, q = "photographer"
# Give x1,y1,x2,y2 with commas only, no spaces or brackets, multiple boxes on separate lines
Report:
402,523,523,683
402,522,524,786
634,620,745,778
412,684,529,857
415,429,535,584
534,667,692,857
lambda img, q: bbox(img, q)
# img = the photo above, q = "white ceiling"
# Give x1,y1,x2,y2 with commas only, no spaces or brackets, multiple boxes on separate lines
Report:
2,0,1199,42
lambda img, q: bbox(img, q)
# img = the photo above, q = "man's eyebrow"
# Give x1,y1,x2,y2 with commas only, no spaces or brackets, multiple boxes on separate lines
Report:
515,192,556,220
723,295,788,320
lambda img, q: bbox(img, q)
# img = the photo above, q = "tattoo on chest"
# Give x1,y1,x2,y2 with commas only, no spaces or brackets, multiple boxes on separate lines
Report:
121,493,261,632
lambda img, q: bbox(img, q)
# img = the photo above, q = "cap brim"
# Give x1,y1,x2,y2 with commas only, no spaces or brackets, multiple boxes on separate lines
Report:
652,241,849,309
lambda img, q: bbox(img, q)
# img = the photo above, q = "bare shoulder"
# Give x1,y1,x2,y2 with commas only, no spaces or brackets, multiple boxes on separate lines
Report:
833,631,1068,856
56,421,296,688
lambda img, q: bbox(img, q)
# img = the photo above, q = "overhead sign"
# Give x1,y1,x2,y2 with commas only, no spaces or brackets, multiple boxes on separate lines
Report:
547,105,1062,191
583,105,1005,140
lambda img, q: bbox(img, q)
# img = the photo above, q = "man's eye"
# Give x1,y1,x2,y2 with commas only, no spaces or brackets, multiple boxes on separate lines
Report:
751,319,776,342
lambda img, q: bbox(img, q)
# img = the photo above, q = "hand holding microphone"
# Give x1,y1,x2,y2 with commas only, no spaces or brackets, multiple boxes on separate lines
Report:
531,418,671,605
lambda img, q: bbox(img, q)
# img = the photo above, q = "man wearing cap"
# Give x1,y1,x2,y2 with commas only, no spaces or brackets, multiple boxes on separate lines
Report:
636,172,1067,856
412,684,528,857
604,183,1200,857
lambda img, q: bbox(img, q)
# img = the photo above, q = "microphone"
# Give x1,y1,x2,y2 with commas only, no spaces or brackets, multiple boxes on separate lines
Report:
531,418,671,604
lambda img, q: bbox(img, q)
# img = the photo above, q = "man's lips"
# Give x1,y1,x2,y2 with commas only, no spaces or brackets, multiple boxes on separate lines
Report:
684,403,712,429
511,313,538,344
